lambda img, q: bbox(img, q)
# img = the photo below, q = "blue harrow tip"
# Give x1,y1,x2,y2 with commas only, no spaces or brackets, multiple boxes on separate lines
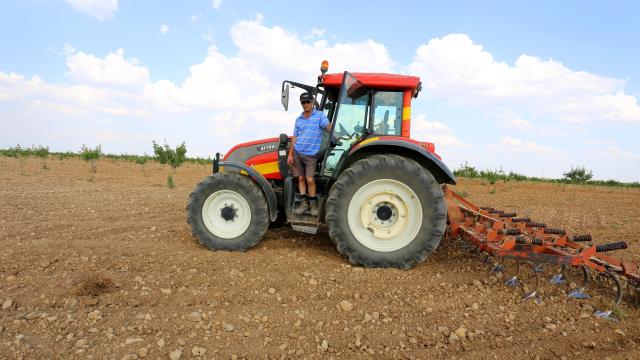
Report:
490,263,504,273
522,291,540,303
593,310,617,321
568,288,591,300
505,276,520,287
550,274,567,285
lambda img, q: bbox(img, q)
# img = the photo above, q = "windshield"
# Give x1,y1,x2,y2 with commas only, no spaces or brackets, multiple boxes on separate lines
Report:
322,72,368,176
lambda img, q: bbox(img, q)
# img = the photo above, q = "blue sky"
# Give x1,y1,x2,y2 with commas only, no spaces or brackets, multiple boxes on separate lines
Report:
1,0,639,181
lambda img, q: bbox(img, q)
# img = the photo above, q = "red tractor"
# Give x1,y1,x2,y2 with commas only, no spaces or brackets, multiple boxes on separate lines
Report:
187,62,456,269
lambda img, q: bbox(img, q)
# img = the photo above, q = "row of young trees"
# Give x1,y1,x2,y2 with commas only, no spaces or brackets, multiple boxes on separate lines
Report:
2,141,189,188
453,162,637,187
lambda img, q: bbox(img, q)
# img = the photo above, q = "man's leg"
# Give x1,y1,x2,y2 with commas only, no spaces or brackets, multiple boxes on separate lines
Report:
304,155,319,216
306,177,316,196
293,152,309,215
298,176,307,195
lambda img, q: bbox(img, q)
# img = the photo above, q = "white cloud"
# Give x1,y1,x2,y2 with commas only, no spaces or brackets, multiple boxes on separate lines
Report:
497,109,533,129
408,34,640,124
305,28,326,39
211,0,223,9
230,18,395,79
412,114,468,148
191,14,202,23
64,0,118,21
66,48,150,88
160,24,170,34
489,136,558,156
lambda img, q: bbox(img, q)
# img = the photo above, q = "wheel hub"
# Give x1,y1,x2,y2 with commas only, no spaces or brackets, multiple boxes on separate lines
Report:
220,204,237,222
374,202,396,223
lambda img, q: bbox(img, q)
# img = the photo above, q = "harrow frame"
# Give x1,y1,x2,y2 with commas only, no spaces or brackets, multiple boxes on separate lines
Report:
444,186,640,317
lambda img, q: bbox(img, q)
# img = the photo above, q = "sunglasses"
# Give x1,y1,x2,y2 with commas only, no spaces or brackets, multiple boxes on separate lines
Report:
300,100,312,104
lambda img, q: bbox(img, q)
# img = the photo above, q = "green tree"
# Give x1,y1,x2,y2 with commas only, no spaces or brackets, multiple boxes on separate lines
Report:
454,162,479,178
135,154,148,176
7,144,26,175
153,140,187,172
563,165,593,184
153,140,187,187
34,145,50,169
81,144,102,174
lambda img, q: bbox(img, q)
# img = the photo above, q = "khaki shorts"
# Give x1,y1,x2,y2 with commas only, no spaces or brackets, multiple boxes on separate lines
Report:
292,151,318,178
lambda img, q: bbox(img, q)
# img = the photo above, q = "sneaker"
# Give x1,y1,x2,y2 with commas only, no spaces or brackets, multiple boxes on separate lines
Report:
308,199,319,216
293,198,309,215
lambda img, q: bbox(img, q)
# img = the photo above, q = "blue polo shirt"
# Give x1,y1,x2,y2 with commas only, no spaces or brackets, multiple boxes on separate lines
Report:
293,109,329,156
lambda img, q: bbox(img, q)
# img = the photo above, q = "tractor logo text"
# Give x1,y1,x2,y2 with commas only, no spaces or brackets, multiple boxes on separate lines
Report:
257,144,276,152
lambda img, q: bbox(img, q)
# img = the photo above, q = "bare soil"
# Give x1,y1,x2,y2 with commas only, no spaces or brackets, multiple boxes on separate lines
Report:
1,156,639,360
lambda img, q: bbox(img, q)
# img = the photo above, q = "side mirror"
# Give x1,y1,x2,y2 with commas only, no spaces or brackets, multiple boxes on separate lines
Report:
281,84,290,111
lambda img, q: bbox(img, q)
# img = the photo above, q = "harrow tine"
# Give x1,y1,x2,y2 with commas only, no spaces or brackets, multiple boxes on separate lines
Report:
490,263,504,273
505,276,520,287
522,290,540,304
568,288,591,300
550,273,567,285
593,310,617,322
533,264,545,273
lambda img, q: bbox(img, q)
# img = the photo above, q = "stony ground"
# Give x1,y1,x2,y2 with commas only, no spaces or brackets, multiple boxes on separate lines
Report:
1,156,640,360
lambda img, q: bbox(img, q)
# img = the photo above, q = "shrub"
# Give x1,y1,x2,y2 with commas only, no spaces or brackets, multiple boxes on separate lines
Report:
34,145,49,169
4,144,26,174
81,144,102,173
135,154,148,175
563,165,593,184
454,162,479,178
153,140,186,188
152,140,187,173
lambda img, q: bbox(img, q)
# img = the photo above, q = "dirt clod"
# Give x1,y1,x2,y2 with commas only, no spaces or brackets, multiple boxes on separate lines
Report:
76,275,114,296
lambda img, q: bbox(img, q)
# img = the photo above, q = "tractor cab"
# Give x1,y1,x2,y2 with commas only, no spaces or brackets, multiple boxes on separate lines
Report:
281,67,424,179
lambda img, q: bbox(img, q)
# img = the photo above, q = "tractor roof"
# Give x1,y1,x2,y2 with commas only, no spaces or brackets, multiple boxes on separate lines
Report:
322,73,421,93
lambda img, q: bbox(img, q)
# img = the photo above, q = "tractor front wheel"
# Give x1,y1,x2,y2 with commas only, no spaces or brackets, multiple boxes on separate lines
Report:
326,154,446,269
187,172,269,251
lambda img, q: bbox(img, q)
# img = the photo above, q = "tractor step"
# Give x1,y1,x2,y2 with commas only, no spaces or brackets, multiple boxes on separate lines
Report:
290,213,319,234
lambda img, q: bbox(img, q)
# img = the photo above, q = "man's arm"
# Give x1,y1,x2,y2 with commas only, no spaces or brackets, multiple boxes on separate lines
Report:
287,136,296,165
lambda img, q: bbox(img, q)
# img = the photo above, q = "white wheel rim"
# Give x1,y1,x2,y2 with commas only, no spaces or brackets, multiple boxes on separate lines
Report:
202,190,252,239
347,179,422,252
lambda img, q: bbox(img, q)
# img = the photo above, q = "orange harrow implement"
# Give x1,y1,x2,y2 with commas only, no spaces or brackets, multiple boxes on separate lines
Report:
444,186,640,320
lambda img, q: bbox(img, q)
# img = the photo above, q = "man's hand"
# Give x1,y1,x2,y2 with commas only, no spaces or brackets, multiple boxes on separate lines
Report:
287,154,294,165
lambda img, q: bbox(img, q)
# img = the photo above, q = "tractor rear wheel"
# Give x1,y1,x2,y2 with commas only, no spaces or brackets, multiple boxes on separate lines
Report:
187,172,269,251
326,154,446,269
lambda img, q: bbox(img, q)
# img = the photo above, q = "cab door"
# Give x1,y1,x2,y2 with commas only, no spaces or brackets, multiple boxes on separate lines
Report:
321,72,370,177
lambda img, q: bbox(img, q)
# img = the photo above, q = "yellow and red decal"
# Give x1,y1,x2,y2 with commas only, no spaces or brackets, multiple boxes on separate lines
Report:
246,151,281,179
401,90,411,138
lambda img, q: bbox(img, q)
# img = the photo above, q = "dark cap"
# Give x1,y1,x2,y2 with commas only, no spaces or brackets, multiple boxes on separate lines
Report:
299,92,314,102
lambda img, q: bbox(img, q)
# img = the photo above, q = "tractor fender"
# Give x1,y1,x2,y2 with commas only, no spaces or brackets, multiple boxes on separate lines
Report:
217,161,278,222
346,139,456,185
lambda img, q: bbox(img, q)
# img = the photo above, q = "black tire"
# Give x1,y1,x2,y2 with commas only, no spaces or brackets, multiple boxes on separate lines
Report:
325,154,446,269
187,172,269,251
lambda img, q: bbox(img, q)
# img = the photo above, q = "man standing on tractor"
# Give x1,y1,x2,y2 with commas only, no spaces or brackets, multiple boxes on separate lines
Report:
287,92,331,216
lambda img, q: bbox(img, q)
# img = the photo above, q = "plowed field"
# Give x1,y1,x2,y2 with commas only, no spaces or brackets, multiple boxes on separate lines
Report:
1,157,639,359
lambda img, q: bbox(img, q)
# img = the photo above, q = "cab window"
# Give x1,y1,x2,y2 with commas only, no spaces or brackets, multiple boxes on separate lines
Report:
372,91,402,136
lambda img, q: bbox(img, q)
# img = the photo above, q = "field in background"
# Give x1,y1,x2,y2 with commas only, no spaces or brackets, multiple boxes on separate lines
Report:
1,156,640,359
